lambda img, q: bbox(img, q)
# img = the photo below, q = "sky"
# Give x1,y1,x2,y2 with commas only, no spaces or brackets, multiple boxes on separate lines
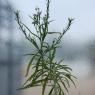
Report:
8,0,95,44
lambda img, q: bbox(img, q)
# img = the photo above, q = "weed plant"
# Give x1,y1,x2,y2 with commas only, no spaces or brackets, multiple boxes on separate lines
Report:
15,0,76,95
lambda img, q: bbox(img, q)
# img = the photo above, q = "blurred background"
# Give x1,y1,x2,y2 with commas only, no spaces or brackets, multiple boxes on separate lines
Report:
0,0,95,95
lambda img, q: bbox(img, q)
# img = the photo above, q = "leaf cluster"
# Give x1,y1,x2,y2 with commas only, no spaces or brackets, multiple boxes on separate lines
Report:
15,0,76,95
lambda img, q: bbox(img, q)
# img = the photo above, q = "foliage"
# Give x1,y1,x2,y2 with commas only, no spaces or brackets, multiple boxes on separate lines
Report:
15,0,76,95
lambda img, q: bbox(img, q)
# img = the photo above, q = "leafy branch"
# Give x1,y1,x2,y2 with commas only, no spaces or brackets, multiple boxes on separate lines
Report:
15,0,76,95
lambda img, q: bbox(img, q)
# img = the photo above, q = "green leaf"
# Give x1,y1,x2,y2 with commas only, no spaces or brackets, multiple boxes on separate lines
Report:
58,58,64,64
25,52,39,77
21,23,40,40
23,68,43,86
42,75,49,95
30,38,39,49
49,85,55,95
64,77,70,88
67,75,76,87
57,82,65,95
47,32,61,34
17,83,41,90
59,77,68,92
